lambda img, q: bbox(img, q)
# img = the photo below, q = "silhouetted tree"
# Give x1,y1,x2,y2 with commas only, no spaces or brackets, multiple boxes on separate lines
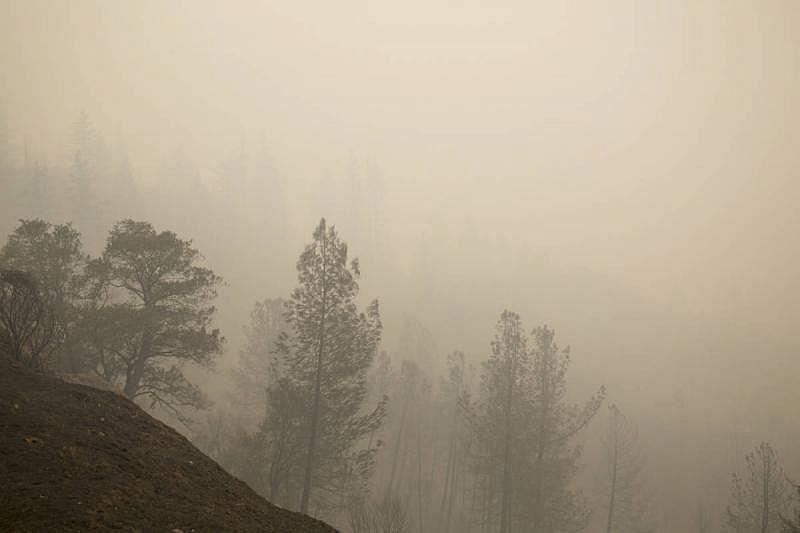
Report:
0,269,60,369
81,220,223,415
0,219,88,371
273,218,385,514
467,311,533,533
491,311,528,533
724,442,791,533
527,325,604,533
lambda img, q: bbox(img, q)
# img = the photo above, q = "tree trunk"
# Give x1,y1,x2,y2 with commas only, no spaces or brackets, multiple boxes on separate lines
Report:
605,422,619,533
531,346,553,533
499,343,516,533
388,387,411,493
300,234,328,514
444,437,458,533
417,415,425,533
762,457,769,533
124,327,152,398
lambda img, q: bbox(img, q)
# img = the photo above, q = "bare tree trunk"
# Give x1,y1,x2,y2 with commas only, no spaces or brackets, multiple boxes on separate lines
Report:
762,457,769,533
123,356,145,397
388,387,411,493
445,436,460,533
486,449,496,533
531,349,552,533
440,438,455,527
124,328,152,398
417,415,425,533
605,417,619,533
499,343,516,533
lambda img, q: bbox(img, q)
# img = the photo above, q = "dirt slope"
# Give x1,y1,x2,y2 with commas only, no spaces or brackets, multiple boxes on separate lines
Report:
0,363,337,532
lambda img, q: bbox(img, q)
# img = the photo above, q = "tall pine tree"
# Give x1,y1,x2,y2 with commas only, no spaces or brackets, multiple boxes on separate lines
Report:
279,218,385,514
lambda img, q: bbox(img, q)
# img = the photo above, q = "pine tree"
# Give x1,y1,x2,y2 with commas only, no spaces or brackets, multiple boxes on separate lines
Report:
527,325,604,533
470,311,531,533
279,218,385,514
81,220,223,414
724,442,791,533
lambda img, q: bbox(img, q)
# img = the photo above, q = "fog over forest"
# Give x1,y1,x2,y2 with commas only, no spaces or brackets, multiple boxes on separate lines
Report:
1,2,799,532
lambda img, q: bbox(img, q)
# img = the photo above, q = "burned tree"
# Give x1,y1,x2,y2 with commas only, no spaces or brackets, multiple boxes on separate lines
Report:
0,219,88,371
0,269,60,369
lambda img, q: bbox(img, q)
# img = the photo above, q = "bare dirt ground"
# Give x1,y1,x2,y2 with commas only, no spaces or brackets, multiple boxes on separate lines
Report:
0,362,337,532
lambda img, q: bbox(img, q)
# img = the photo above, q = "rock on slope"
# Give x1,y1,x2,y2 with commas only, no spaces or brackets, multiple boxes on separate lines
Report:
0,363,337,532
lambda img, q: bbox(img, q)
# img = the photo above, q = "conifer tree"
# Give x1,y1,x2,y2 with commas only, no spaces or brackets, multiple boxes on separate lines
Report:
279,218,385,514
471,311,531,533
81,220,223,414
724,442,791,533
528,325,604,533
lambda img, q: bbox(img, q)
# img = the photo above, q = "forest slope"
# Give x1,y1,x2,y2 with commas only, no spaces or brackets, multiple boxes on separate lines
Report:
0,362,336,532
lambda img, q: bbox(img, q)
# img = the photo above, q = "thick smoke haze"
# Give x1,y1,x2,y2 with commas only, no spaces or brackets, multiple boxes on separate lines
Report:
1,1,798,531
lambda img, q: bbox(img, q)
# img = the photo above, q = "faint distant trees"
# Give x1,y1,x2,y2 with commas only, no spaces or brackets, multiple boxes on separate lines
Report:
348,492,409,533
80,220,223,414
232,297,288,419
69,112,97,227
386,359,425,496
695,499,712,533
438,350,469,533
0,269,60,369
467,314,604,533
527,325,604,533
782,485,800,532
602,405,654,533
21,156,49,216
724,442,792,533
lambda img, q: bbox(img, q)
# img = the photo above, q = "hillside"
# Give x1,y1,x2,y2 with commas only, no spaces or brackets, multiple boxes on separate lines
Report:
0,362,336,532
